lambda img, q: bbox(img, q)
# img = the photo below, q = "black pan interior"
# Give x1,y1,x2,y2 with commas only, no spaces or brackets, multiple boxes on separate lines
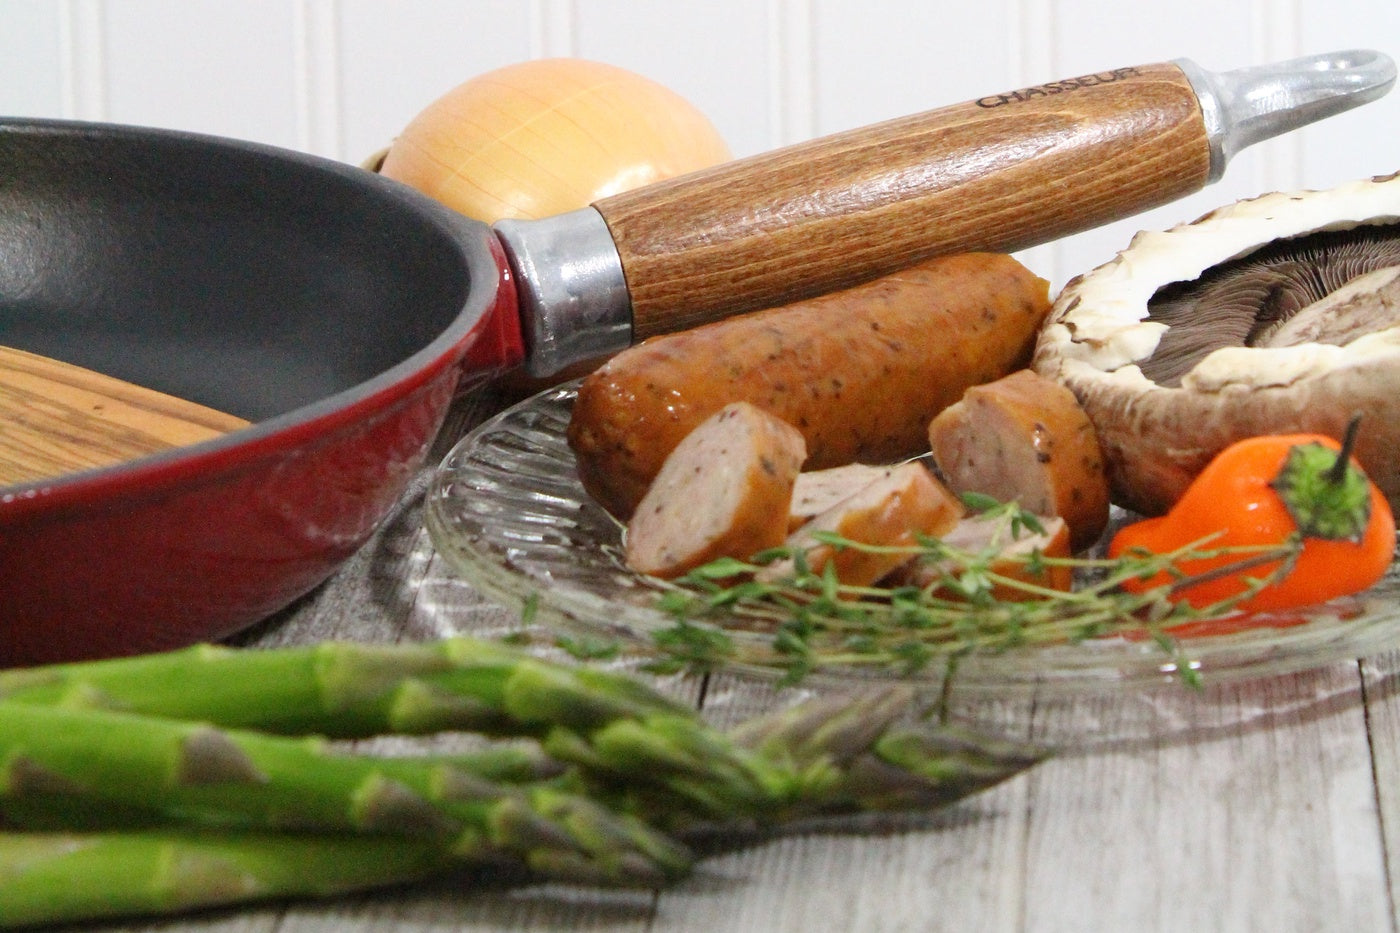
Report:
0,120,479,422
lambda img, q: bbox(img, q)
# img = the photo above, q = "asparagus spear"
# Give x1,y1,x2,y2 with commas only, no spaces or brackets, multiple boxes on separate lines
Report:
0,639,772,822
0,638,695,737
0,640,1047,928
575,687,1046,828
0,829,454,928
0,704,1044,929
0,742,563,832
727,690,1047,816
0,701,691,888
0,638,1046,829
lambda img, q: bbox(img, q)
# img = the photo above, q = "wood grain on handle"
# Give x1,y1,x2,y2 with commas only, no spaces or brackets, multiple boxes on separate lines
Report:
0,346,250,487
595,62,1211,338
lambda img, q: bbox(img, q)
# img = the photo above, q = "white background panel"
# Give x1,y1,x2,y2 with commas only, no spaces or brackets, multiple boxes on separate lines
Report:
1,0,1398,289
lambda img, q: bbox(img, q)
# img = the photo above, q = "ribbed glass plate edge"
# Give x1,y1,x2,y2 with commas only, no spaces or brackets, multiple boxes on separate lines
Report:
424,382,1400,707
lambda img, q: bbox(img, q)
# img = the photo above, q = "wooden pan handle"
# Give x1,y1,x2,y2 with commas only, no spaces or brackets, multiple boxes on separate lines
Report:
594,61,1210,338
0,346,250,487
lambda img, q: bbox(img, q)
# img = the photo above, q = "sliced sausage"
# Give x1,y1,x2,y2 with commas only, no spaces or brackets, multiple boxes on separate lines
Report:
568,253,1051,518
760,461,963,587
893,510,1072,599
788,462,892,531
624,402,806,579
927,369,1109,552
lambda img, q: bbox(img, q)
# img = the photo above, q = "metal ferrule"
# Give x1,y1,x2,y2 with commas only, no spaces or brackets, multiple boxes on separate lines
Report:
1175,50,1396,182
493,207,632,377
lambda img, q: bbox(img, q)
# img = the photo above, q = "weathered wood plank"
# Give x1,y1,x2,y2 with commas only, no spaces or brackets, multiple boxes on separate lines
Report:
272,880,658,933
1359,647,1400,929
1021,665,1389,931
641,671,1032,932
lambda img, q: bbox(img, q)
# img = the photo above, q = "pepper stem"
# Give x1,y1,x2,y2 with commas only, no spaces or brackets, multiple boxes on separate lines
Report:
1326,413,1364,487
1270,415,1372,542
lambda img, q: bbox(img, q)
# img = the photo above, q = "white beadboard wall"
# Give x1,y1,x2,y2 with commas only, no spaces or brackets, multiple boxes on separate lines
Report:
3,0,1399,287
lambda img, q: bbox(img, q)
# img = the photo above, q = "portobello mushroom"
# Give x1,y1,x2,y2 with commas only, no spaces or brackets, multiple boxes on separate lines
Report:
1033,170,1400,516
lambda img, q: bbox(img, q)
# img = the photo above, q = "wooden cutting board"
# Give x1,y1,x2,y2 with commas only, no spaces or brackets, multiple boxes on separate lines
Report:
0,345,251,487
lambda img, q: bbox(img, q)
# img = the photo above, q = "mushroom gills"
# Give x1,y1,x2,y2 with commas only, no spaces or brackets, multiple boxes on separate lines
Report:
1139,223,1400,387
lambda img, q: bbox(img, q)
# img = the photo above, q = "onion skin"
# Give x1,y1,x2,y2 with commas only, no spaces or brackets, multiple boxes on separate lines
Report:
380,58,731,223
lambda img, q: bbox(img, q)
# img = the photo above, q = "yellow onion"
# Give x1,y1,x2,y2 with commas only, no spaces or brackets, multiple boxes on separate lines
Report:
379,58,731,223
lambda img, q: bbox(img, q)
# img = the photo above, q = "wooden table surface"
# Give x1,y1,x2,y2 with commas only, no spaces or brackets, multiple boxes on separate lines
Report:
92,387,1400,933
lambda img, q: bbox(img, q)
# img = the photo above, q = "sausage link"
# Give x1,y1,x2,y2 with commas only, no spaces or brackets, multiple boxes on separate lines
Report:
568,253,1051,518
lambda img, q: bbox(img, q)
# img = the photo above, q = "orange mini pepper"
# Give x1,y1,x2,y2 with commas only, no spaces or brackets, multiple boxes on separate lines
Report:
1109,423,1395,613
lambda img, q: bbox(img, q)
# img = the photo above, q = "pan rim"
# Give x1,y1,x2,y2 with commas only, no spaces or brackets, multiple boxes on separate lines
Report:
0,118,504,521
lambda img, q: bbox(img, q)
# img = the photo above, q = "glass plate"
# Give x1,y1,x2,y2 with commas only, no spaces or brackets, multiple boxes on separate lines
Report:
424,382,1400,706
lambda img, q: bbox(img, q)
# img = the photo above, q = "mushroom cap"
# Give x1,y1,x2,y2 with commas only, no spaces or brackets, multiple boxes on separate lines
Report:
1033,171,1400,516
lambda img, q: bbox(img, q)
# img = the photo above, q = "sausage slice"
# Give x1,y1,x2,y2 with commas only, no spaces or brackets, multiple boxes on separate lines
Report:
788,462,892,531
927,369,1109,551
894,510,1073,599
760,461,963,587
624,402,806,578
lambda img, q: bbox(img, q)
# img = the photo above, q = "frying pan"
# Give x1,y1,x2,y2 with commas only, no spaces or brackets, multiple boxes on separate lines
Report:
1,50,1393,665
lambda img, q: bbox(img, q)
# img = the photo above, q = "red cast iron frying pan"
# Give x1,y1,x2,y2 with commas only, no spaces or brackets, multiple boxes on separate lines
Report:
0,51,1391,665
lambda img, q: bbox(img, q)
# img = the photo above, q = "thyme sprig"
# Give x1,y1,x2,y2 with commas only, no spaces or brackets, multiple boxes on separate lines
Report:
644,500,1303,686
